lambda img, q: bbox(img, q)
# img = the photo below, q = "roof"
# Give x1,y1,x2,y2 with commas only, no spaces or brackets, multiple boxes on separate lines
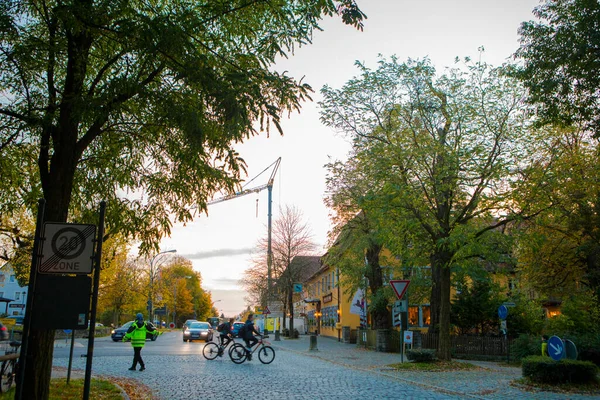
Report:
288,256,322,283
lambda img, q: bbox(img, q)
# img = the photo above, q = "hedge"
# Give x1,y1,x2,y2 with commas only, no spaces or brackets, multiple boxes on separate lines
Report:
406,349,437,363
522,356,598,384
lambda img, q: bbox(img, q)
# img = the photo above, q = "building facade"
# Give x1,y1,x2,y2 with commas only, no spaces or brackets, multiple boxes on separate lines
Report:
0,263,28,316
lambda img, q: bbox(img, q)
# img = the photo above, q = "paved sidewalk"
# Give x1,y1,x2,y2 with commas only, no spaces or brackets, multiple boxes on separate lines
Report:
271,335,600,400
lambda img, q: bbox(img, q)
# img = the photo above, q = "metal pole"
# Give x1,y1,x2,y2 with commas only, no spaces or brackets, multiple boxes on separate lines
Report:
16,198,45,400
67,330,75,384
83,201,106,400
267,185,273,301
337,268,341,342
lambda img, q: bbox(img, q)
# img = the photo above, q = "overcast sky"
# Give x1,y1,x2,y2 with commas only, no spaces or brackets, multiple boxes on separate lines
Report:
159,0,541,317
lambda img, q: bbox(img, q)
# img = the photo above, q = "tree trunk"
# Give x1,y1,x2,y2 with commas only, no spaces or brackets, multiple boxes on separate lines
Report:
288,285,294,335
438,266,452,360
429,262,441,335
282,301,287,330
365,242,389,330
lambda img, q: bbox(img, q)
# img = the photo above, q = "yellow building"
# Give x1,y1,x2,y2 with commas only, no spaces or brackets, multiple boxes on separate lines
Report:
302,263,361,339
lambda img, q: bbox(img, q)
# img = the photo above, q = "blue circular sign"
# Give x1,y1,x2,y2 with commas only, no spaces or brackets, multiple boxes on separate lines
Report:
63,329,72,334
548,336,564,361
497,305,508,320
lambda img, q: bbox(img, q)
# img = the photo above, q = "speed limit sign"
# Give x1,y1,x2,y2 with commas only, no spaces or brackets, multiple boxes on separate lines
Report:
38,223,96,274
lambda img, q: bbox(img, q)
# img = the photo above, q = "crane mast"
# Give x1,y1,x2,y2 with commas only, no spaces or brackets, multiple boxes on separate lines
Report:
207,157,281,303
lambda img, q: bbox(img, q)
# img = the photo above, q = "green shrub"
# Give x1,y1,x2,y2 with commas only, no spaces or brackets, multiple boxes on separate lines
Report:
511,334,541,362
406,349,437,363
522,356,598,384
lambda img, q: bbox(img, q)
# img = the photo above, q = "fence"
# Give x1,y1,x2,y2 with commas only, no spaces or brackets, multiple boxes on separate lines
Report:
420,333,512,358
356,329,377,350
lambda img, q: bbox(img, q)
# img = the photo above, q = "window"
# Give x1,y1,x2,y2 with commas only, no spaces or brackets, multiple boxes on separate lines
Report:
0,292,3,297
9,275,15,283
15,292,20,300
408,306,419,326
422,306,431,326
0,274,4,283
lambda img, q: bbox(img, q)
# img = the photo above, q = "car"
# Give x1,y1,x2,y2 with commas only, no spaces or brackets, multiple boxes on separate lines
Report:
0,322,9,341
182,319,197,332
183,321,213,342
111,321,158,342
231,322,244,338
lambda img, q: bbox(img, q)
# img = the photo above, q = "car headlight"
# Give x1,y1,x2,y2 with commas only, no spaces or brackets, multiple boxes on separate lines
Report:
184,331,190,335
111,330,115,334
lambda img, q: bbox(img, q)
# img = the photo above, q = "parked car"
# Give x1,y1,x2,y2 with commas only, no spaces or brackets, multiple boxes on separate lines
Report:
111,321,158,342
183,321,213,342
231,322,244,338
182,319,197,332
0,322,9,341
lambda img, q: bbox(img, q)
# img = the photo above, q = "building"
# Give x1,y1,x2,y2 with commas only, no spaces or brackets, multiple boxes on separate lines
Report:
0,263,28,316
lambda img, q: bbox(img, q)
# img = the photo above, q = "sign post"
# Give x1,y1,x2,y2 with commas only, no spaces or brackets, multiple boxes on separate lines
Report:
498,305,509,363
390,280,410,363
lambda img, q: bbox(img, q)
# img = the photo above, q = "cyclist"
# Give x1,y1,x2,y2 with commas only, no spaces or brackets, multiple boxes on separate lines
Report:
217,318,235,352
242,313,260,360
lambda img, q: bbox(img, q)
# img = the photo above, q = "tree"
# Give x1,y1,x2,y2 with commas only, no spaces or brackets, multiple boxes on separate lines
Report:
0,1,364,396
242,206,315,333
324,155,392,329
515,0,600,136
320,56,540,359
451,279,502,335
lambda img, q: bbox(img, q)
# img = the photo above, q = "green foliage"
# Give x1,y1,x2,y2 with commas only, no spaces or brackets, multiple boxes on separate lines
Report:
451,279,503,335
505,293,545,337
544,292,600,337
515,0,600,136
406,349,437,363
522,356,598,384
511,334,542,362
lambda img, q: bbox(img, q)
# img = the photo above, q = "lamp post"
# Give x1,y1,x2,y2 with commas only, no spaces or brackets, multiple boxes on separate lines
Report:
148,249,176,323
173,275,192,328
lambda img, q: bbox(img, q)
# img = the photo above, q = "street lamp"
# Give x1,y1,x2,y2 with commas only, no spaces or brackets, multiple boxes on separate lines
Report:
148,249,177,322
173,275,192,328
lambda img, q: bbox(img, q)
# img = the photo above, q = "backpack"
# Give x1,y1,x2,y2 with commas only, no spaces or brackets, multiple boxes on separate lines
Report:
217,322,227,333
238,324,247,337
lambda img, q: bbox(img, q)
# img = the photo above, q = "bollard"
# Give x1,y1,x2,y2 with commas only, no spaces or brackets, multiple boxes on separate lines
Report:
309,333,318,351
274,330,281,341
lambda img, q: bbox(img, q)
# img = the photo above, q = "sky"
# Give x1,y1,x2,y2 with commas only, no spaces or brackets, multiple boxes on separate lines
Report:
159,0,541,317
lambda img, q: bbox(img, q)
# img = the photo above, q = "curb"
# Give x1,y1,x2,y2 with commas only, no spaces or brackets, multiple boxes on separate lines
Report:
272,344,484,399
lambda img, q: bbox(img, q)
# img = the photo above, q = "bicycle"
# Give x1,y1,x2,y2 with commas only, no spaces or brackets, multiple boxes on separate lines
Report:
202,335,237,360
229,335,275,364
0,341,21,393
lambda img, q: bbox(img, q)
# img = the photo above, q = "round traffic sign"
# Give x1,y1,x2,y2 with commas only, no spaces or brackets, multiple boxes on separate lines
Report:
51,227,87,259
169,322,175,329
548,336,564,361
63,329,72,334
498,305,508,320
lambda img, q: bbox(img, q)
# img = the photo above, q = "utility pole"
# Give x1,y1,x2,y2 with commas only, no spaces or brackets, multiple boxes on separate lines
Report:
148,249,177,322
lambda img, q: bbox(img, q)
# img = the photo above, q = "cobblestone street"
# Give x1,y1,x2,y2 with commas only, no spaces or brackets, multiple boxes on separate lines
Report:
52,333,599,399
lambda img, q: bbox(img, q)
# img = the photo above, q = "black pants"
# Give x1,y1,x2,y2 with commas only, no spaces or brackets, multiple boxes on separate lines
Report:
220,335,232,347
132,347,144,368
244,336,258,349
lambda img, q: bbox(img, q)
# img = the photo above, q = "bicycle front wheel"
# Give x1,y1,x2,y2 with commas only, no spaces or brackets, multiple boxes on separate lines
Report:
0,360,14,393
202,342,220,360
258,345,275,364
229,343,247,364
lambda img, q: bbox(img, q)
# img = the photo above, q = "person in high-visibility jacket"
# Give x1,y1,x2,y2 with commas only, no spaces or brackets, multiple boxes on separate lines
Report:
123,313,158,371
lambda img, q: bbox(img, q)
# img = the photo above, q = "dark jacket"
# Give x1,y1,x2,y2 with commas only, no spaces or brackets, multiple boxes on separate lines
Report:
219,322,232,336
243,319,256,338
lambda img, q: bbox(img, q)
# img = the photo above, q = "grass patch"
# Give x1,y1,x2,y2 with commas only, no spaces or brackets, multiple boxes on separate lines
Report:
0,378,123,400
386,360,480,372
512,377,600,396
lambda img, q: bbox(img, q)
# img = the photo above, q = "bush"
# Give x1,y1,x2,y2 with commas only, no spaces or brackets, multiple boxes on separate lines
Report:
522,356,598,384
511,334,541,362
406,349,437,363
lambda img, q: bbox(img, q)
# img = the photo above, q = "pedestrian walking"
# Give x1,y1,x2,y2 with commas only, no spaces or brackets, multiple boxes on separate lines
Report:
123,313,158,371
541,335,549,357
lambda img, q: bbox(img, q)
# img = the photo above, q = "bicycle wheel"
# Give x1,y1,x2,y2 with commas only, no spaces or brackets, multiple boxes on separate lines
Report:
258,345,275,364
202,342,220,360
229,343,247,364
0,360,14,393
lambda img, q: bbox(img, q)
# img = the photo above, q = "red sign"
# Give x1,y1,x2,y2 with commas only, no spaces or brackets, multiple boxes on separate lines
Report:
263,306,271,315
169,322,175,329
390,280,410,300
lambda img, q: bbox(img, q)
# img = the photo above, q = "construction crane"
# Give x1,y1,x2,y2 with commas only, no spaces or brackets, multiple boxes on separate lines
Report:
207,157,281,299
